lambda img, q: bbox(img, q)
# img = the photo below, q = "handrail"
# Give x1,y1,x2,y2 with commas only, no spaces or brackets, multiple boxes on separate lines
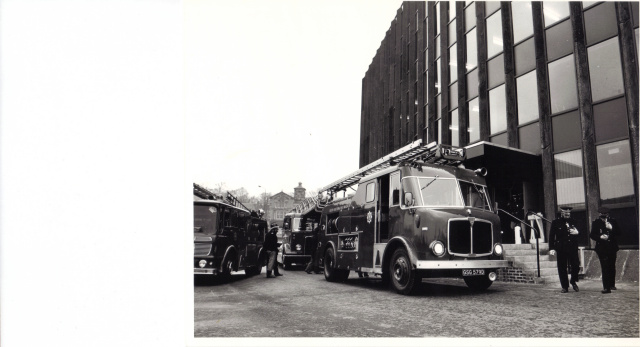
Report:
497,208,541,278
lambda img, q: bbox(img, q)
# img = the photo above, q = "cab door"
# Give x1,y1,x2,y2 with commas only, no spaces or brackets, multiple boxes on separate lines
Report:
357,180,377,268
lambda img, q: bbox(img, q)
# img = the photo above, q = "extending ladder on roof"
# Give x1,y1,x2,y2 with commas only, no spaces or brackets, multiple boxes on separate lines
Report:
319,140,466,195
193,183,249,211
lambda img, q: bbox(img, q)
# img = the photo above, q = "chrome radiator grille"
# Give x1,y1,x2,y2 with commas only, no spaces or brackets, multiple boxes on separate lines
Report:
448,219,492,256
194,243,212,256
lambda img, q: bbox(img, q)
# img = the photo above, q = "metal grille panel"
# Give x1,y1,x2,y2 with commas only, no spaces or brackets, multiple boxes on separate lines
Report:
448,219,493,255
194,243,212,256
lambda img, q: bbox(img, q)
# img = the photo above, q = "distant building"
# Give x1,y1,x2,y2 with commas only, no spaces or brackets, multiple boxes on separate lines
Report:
269,191,295,227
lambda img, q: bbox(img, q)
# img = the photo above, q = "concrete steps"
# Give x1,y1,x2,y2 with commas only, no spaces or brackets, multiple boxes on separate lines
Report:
499,243,558,285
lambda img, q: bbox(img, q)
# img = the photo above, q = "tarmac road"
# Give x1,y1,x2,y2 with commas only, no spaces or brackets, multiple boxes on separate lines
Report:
194,265,639,338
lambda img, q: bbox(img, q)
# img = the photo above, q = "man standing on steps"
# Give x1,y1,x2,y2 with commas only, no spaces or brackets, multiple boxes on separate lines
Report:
548,206,581,293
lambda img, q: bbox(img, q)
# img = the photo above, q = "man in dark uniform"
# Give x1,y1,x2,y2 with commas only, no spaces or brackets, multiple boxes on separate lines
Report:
264,223,283,278
548,206,581,293
590,207,620,294
304,225,321,274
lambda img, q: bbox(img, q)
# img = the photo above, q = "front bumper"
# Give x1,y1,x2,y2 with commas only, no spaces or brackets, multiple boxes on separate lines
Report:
194,268,217,275
415,259,508,270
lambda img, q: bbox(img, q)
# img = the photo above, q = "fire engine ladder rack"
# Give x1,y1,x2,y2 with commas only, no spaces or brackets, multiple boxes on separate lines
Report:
289,196,319,214
193,183,249,211
319,139,464,195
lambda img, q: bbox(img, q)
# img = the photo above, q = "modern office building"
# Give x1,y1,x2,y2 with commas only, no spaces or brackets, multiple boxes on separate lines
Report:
360,1,638,250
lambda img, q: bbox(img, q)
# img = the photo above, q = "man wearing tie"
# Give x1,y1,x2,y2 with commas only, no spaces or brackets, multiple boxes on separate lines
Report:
590,207,621,294
549,206,581,293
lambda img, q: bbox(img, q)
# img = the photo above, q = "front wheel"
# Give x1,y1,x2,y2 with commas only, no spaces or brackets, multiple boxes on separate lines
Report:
389,248,420,295
463,274,493,291
220,256,234,280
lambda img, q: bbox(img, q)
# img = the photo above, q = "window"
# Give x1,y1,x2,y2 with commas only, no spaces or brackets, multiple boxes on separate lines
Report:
552,111,582,152
511,1,533,43
486,10,503,58
436,2,441,35
554,150,586,210
489,84,507,134
516,70,539,125
543,2,570,27
519,122,541,155
596,140,635,205
594,98,629,143
390,172,401,206
468,97,480,143
450,82,459,109
545,20,573,62
449,18,457,45
548,54,578,114
584,2,618,46
366,182,376,203
488,54,504,89
451,108,459,146
588,37,624,103
450,43,458,83
491,133,508,147
485,1,500,16
466,28,478,71
467,68,478,99
436,35,441,58
465,3,476,32
515,38,536,76
436,58,442,94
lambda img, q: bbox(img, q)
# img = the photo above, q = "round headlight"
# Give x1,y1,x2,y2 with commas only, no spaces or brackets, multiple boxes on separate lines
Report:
430,241,446,257
494,243,503,256
198,259,207,268
296,244,302,251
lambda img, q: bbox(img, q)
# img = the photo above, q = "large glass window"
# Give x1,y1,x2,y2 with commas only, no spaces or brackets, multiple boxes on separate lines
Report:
516,70,539,125
486,10,503,58
511,1,533,43
545,20,573,62
436,35,441,58
552,111,582,152
485,1,501,16
554,150,586,210
436,58,442,94
449,18,457,44
588,37,624,103
466,28,478,71
468,97,480,143
450,43,458,83
491,133,508,147
436,2,441,35
596,140,635,205
467,68,479,99
519,122,541,155
584,2,618,46
543,2,570,27
451,108,459,146
489,84,507,134
465,3,476,32
548,54,578,114
450,82,459,109
594,98,629,143
515,38,536,75
488,54,504,88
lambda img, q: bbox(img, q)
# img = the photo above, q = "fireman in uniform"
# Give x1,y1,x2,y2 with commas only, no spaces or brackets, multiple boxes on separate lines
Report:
264,223,283,278
590,207,621,294
549,206,581,293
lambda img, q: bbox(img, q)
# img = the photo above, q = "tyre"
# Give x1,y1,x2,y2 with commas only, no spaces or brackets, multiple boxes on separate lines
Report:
324,248,348,282
220,256,234,280
389,248,420,295
463,274,493,291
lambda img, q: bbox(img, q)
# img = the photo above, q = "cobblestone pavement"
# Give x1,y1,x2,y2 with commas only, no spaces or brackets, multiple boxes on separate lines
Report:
194,267,639,339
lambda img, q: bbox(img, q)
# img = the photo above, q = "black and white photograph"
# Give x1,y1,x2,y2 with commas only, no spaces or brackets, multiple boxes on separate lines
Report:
1,1,639,347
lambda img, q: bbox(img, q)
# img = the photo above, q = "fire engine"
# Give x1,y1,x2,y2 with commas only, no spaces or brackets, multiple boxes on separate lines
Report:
280,196,324,268
193,183,267,278
316,140,508,295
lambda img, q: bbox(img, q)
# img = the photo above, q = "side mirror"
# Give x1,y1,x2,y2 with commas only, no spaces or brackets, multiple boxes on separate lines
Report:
404,192,414,207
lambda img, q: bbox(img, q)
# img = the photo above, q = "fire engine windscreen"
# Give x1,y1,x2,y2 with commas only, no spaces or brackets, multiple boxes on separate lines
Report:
194,205,219,234
416,177,463,207
459,181,492,211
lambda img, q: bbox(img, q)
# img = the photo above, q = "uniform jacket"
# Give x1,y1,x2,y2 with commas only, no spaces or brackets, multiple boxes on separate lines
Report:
590,217,620,255
549,217,580,252
264,230,280,251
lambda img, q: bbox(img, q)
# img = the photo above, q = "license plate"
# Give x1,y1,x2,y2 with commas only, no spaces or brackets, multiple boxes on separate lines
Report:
462,269,485,276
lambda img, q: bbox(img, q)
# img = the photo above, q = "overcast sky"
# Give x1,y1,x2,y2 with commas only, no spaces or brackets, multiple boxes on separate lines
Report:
186,0,403,197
